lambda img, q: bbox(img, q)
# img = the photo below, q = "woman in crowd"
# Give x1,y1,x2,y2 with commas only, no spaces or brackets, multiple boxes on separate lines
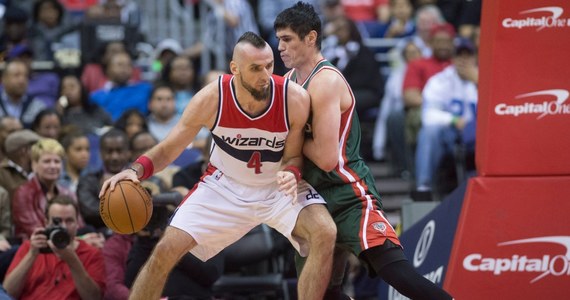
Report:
57,74,113,135
158,55,197,118
114,109,148,140
31,108,62,140
11,138,83,240
58,128,91,194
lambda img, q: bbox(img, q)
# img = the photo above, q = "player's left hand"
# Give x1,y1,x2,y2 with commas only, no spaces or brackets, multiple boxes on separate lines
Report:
277,170,298,203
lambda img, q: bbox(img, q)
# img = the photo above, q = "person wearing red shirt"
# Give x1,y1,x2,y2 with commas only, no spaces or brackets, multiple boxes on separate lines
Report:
401,23,455,173
3,196,105,300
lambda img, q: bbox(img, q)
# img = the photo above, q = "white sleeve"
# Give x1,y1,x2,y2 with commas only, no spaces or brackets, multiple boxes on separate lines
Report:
421,74,455,127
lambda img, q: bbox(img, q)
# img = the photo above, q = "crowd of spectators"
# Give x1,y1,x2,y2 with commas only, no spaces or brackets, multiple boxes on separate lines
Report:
0,0,480,298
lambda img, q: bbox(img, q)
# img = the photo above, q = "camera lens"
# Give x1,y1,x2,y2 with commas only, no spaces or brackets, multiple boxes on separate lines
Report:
50,229,71,249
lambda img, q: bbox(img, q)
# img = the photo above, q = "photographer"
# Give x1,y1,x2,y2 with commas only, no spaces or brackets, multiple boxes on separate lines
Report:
3,196,105,300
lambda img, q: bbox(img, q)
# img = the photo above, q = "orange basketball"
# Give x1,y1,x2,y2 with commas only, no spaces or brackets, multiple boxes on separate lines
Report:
100,180,153,234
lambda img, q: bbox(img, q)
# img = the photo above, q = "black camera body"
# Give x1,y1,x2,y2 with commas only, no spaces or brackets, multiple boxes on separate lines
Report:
39,217,71,253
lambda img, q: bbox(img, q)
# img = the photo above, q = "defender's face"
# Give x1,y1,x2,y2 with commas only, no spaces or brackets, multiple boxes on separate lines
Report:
276,27,306,69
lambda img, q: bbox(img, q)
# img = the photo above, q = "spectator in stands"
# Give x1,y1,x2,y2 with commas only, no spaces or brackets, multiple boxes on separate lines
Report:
431,0,481,39
129,131,157,163
4,195,105,300
147,85,178,142
31,108,62,139
402,23,454,165
57,74,113,135
29,0,77,61
57,0,98,21
401,4,444,58
323,16,383,121
81,41,142,93
0,60,46,128
0,116,23,162
414,38,478,199
12,138,81,240
321,0,345,23
0,186,12,247
85,0,141,27
0,6,29,62
130,131,180,191
102,232,133,300
383,0,415,38
202,0,260,62
5,44,61,108
339,0,390,37
151,39,183,80
114,109,148,140
77,128,130,232
373,40,421,174
90,52,152,121
158,55,197,118
58,129,91,194
0,130,40,200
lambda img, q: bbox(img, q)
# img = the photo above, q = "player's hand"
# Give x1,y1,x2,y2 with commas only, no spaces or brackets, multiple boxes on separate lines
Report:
99,169,140,198
277,170,298,203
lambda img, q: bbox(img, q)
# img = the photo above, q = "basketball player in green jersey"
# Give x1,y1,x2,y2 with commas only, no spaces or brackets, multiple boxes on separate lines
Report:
275,2,453,299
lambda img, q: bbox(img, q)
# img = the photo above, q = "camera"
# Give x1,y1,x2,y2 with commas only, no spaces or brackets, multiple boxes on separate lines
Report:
39,217,71,253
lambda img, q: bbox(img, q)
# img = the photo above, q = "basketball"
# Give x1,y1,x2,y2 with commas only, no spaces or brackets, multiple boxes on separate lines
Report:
100,180,153,234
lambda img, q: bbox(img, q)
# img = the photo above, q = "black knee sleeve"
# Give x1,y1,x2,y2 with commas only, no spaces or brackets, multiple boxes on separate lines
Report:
377,260,453,300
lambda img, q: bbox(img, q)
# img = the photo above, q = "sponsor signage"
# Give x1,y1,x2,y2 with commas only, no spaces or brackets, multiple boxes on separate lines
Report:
476,0,570,176
445,177,570,299
379,183,466,299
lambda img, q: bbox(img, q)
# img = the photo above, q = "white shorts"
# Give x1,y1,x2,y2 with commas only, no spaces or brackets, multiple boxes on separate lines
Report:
169,166,326,261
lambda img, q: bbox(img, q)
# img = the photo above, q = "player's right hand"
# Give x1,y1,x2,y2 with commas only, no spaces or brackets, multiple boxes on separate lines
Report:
99,169,140,198
277,170,298,203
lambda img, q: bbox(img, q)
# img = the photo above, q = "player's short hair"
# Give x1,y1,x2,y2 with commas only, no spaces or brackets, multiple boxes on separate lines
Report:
237,31,267,49
274,1,322,50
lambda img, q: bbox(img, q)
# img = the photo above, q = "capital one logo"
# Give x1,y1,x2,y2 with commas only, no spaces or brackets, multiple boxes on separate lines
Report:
494,89,570,119
413,220,435,268
463,236,570,283
502,7,569,31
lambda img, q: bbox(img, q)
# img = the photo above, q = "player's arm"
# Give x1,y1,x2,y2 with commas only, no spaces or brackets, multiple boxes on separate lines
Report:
100,80,219,196
278,81,311,197
303,72,342,172
139,81,218,172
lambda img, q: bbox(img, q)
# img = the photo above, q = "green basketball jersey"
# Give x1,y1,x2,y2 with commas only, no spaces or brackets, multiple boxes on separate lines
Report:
287,60,376,194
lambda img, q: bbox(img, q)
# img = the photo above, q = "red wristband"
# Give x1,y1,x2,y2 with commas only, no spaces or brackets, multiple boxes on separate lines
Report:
284,166,302,183
134,155,154,180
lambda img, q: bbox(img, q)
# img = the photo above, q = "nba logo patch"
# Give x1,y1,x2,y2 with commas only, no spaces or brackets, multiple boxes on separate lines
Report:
372,222,387,235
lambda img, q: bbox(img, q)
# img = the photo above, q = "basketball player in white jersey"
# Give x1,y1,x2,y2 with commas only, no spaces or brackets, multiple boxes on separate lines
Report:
100,32,336,300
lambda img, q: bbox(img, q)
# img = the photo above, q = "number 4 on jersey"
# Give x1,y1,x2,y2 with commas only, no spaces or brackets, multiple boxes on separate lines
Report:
247,151,263,174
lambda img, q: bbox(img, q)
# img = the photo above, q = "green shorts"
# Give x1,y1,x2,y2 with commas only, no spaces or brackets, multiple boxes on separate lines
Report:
318,173,401,256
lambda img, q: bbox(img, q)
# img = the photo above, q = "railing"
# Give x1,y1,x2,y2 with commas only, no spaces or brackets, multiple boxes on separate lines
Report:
137,0,196,48
199,0,227,73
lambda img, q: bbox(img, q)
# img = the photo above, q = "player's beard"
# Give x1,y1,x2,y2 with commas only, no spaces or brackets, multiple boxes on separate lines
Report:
240,75,270,101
